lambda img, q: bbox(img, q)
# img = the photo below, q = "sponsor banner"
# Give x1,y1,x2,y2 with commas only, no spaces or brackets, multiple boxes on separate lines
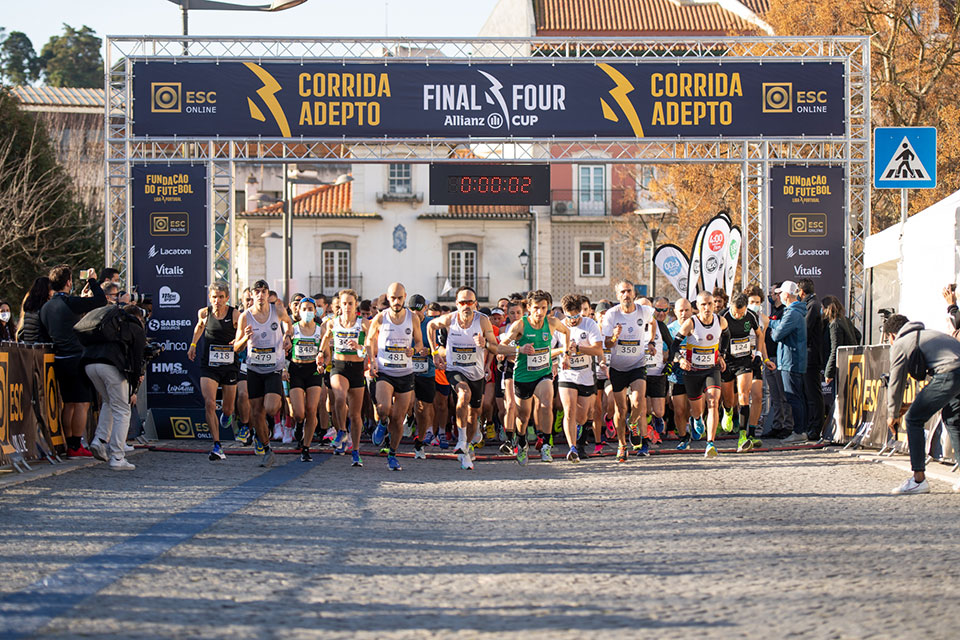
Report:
833,345,935,448
687,224,706,302
653,244,690,299
151,408,236,441
131,165,207,410
769,166,846,304
0,346,64,467
725,225,742,298
699,215,731,294
132,60,845,139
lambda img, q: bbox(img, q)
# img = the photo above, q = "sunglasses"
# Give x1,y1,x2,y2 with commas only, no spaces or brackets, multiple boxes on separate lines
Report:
457,300,477,306
655,307,669,313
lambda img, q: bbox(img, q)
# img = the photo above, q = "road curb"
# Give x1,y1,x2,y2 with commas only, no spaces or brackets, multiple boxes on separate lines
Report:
0,448,148,491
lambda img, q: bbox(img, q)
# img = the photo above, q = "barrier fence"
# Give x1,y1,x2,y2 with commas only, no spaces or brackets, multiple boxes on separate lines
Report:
0,343,64,469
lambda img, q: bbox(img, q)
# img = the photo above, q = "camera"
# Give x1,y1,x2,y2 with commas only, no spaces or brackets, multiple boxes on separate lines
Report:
877,308,895,321
129,287,152,306
143,340,164,362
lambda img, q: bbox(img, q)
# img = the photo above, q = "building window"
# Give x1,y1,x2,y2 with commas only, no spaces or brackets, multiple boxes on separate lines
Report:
578,165,605,215
449,241,477,289
388,163,412,194
637,166,656,191
579,242,605,277
321,241,351,295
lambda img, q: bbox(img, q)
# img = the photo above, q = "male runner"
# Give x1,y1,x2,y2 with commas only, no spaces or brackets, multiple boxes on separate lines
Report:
639,297,672,456
601,280,656,463
498,300,524,455
668,298,694,450
427,286,506,470
235,287,254,445
500,290,571,464
187,282,240,461
233,280,293,467
408,294,435,460
287,297,325,462
668,291,729,458
592,301,615,455
367,282,423,472
555,294,603,463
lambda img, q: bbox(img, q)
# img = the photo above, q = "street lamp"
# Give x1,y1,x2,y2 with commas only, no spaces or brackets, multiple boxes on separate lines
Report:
518,249,529,282
167,0,309,36
634,208,670,297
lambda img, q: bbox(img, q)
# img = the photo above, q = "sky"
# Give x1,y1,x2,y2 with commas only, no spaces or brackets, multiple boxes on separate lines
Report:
4,0,503,60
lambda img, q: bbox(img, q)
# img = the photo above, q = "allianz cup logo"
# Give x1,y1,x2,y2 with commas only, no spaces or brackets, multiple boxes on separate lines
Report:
663,256,683,277
158,286,181,308
762,83,792,113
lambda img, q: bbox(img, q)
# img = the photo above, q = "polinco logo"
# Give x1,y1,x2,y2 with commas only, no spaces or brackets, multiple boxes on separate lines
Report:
159,340,189,352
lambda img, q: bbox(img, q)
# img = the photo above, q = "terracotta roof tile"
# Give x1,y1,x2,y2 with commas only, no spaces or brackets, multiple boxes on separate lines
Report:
241,182,378,219
534,0,770,35
11,86,105,111
421,205,532,220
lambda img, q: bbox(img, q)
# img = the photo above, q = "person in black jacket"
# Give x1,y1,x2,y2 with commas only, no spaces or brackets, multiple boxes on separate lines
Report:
821,296,860,440
84,304,147,471
16,277,52,343
39,265,107,457
797,278,825,440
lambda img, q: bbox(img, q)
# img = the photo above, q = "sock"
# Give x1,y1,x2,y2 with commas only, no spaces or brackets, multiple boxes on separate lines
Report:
67,436,81,449
214,440,220,446
389,448,397,456
413,437,423,451
680,433,691,442
739,406,751,432
517,432,527,447
748,425,757,438
263,444,271,452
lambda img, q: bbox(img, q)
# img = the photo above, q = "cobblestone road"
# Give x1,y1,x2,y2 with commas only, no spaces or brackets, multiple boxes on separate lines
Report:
1,447,958,639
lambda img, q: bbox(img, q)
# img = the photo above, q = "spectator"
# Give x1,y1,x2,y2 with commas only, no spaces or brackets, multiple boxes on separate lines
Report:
83,304,147,471
884,314,960,494
821,296,860,440
39,265,107,458
797,278,825,440
759,283,793,438
769,280,808,443
0,300,13,342
943,285,960,334
100,267,121,286
16,277,52,343
103,282,121,305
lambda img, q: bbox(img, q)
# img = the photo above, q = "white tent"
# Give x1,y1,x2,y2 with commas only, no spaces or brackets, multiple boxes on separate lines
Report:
864,189,960,343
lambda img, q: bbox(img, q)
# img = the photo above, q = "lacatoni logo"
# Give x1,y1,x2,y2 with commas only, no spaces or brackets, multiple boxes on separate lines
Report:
787,245,830,259
159,286,181,308
167,382,195,396
148,244,192,260
148,318,193,332
151,361,187,375
155,264,185,277
422,69,566,131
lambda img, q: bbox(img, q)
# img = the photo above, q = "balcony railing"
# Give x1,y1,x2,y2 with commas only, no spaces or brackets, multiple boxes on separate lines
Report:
436,275,490,303
549,189,633,217
308,275,363,299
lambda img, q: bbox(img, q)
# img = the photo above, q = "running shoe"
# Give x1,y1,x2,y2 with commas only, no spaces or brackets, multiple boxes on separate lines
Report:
379,443,390,455
628,421,641,438
372,420,388,447
692,417,706,441
404,415,416,438
300,447,313,462
89,437,108,461
593,443,604,456
387,455,402,471
541,443,553,463
676,438,690,451
322,427,337,444
260,448,276,467
254,438,266,456
704,442,718,458
604,418,616,440
749,437,763,450
516,443,529,466
437,433,450,450
499,440,514,455
891,477,929,495
647,429,662,445
426,433,440,447
237,424,253,446
721,409,734,433
281,426,295,444
414,447,426,460
534,435,544,452
737,431,753,453
219,412,233,433
637,442,650,457
652,416,665,435
469,444,478,461
459,450,474,470
616,446,628,463
566,447,580,464
485,422,497,441
332,431,348,454
272,423,283,441
576,424,583,442
351,450,363,467
209,443,226,461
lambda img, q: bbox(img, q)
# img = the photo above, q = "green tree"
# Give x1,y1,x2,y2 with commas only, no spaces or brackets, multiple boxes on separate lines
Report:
0,89,102,307
1,31,42,85
39,24,102,88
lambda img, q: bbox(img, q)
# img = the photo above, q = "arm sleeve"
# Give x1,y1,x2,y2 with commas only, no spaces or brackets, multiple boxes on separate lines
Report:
886,339,909,419
949,304,960,330
65,280,107,314
825,321,841,380
667,334,685,362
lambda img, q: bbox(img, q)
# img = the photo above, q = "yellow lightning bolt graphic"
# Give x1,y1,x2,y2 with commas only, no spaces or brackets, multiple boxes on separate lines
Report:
597,63,644,138
243,62,291,138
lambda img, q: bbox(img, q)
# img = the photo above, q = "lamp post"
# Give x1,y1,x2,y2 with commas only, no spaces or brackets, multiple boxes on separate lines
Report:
634,208,670,298
518,249,529,283
166,0,309,36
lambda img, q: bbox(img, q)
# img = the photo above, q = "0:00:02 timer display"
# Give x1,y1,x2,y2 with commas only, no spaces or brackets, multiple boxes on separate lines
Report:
448,175,532,194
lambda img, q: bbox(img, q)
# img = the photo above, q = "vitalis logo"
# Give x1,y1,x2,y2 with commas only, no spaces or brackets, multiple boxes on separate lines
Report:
156,264,184,277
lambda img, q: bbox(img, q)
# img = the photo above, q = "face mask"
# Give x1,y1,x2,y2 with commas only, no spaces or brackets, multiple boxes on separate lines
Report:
748,304,762,315
780,292,790,306
300,311,315,323
0,312,9,322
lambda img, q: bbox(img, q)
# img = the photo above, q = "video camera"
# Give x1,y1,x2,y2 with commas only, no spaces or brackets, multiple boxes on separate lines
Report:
143,339,164,362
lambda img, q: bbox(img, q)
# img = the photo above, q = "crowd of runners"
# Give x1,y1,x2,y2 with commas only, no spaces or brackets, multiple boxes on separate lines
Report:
190,275,829,472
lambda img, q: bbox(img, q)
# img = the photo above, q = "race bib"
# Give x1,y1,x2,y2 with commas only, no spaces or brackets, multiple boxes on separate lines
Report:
691,346,716,368
250,347,278,367
569,354,590,370
208,345,234,366
527,347,550,371
413,355,429,373
383,344,410,368
239,361,248,374
730,337,751,357
616,339,641,357
334,331,358,353
602,349,612,365
294,341,319,360
452,346,479,366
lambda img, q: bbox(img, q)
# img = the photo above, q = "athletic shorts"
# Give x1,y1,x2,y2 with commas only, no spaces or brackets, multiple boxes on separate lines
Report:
515,373,553,400
683,367,722,400
609,366,646,393
670,381,688,398
200,365,239,387
558,381,596,397
377,372,415,394
752,355,763,379
645,374,668,399
288,361,323,390
331,359,365,389
503,360,515,380
415,375,436,404
722,356,754,382
493,366,504,399
56,357,94,404
436,382,451,397
247,370,283,399
447,370,484,408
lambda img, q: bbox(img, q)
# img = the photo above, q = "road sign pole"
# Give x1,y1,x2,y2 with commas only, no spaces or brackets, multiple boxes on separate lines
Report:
901,188,908,224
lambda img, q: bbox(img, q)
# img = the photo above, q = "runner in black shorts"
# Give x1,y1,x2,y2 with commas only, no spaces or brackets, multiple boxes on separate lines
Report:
667,298,694,449
286,297,325,462
187,281,241,462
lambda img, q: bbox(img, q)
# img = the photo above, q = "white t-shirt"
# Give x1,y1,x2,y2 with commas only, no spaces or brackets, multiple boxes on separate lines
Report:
555,317,603,386
601,303,655,372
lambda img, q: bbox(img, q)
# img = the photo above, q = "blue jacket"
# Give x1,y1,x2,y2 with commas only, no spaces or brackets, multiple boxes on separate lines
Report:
770,299,808,373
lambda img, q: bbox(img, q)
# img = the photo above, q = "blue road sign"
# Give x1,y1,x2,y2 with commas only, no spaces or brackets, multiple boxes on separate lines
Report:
874,126,937,189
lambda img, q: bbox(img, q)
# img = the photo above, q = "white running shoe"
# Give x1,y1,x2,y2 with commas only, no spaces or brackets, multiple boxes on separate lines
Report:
282,426,294,444
468,444,477,461
459,452,474,470
414,448,426,460
272,423,283,441
891,477,930,495
782,432,809,444
108,456,135,471
123,443,135,453
89,438,108,461
541,443,553,462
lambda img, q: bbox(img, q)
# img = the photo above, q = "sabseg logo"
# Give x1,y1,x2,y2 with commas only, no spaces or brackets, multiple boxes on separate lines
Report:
148,318,193,332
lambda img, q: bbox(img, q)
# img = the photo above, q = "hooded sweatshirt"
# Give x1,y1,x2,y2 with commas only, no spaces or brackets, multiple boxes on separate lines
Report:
887,321,960,418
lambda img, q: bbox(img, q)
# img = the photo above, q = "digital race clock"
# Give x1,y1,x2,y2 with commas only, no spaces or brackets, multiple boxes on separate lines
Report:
429,164,550,206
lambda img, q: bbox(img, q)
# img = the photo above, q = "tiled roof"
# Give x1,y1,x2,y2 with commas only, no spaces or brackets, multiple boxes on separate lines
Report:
533,0,770,35
241,182,379,219
421,205,532,220
11,86,105,112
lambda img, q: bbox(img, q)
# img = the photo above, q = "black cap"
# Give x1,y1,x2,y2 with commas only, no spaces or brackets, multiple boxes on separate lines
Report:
253,279,269,291
595,301,614,313
408,294,426,311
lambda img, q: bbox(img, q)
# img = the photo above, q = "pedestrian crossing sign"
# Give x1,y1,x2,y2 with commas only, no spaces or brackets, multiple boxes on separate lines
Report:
874,127,937,189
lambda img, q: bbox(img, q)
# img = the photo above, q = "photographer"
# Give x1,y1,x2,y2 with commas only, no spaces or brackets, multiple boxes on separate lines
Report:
82,304,147,471
40,265,107,457
942,284,960,334
884,314,960,495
